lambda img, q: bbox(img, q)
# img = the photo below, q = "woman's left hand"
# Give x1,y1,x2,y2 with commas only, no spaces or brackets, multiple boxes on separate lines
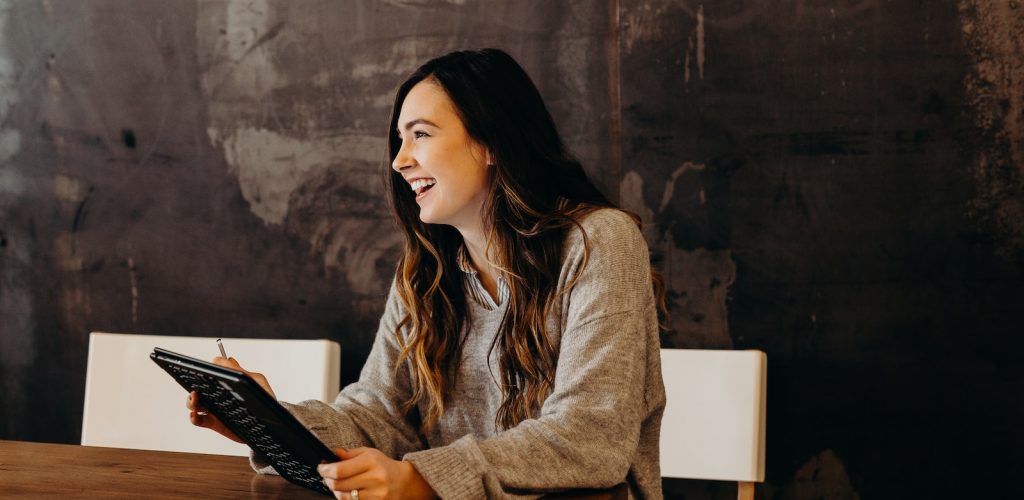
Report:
317,447,437,500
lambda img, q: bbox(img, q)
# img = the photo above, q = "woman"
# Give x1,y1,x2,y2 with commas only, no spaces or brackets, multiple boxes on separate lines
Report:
188,48,667,499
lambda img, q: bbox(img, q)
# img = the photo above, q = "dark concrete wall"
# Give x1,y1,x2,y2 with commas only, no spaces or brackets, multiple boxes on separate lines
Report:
1,1,1021,498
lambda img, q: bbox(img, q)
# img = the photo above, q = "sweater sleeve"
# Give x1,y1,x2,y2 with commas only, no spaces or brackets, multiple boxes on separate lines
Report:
403,209,660,499
250,278,427,473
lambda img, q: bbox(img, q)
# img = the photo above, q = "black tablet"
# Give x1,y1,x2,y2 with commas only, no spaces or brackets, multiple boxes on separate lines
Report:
150,347,338,496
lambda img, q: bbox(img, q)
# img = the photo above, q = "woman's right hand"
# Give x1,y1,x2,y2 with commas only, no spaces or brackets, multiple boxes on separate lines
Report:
186,356,277,443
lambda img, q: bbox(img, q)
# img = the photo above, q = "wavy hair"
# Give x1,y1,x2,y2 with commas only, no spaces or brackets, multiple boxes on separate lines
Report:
384,48,667,431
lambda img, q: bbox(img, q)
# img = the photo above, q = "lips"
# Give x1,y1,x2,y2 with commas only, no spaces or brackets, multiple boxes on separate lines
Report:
408,177,437,200
415,183,435,201
409,177,438,193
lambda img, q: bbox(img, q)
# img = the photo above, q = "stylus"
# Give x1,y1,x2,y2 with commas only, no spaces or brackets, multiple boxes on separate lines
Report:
216,338,228,358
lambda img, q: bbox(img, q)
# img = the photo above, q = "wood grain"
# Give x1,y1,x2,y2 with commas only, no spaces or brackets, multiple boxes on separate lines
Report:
0,440,323,499
0,440,628,499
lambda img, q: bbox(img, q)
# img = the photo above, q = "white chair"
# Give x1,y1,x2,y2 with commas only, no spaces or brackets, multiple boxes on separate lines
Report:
660,349,767,500
81,331,341,456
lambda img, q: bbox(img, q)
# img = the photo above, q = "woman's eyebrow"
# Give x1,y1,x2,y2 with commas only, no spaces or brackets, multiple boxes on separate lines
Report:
400,118,440,132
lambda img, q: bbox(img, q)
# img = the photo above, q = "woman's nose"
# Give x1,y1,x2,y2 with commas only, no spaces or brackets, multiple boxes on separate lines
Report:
392,142,413,172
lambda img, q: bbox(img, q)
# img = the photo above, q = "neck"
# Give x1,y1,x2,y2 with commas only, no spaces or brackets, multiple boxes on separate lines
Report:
454,221,501,300
457,222,492,271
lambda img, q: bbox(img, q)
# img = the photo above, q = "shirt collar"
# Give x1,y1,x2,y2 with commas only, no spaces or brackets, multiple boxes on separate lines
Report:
456,242,509,310
456,243,477,275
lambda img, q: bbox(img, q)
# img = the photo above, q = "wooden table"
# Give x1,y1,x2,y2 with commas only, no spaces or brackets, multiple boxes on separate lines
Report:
0,440,627,499
0,440,322,499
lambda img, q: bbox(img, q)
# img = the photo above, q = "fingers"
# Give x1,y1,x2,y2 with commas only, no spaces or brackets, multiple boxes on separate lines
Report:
211,357,276,398
318,448,408,498
186,392,243,443
189,408,211,427
191,410,244,443
187,393,208,426
188,396,215,429
186,392,208,414
248,370,270,385
329,490,352,500
335,447,363,460
319,448,374,480
322,470,378,496
319,459,368,481
319,448,380,496
211,356,238,369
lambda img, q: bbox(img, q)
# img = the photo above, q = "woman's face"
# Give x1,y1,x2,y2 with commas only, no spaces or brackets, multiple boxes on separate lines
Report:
392,80,491,229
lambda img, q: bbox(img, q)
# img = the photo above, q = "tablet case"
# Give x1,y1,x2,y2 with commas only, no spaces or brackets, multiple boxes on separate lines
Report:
150,347,337,496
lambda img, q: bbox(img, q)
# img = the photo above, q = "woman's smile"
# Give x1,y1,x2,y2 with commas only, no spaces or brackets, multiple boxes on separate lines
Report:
409,177,437,201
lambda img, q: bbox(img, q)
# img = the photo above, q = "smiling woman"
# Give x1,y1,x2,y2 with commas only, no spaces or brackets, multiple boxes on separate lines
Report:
188,48,668,500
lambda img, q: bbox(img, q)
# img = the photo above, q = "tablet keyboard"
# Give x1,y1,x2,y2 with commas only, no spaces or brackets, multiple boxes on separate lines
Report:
166,363,332,496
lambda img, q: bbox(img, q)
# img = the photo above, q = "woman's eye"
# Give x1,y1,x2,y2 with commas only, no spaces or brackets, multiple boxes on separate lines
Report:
414,131,429,139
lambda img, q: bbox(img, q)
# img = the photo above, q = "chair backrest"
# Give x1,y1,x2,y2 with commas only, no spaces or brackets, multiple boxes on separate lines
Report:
659,349,767,483
81,331,341,456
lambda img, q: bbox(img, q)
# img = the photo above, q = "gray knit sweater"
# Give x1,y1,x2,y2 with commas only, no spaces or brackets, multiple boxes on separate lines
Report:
252,208,665,499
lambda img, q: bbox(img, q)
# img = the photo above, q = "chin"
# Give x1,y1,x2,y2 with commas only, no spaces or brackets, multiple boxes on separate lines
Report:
417,209,440,225
416,200,453,225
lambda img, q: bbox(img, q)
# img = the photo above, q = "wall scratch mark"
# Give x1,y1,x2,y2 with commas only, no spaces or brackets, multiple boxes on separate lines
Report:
696,4,705,81
660,162,706,212
684,5,705,84
128,257,138,327
71,188,91,233
608,0,622,202
243,20,285,60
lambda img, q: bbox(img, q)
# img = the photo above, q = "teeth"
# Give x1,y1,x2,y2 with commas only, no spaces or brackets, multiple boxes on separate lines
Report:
409,178,437,193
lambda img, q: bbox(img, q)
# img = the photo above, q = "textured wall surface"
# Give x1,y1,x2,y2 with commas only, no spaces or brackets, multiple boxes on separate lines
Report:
1,1,1021,498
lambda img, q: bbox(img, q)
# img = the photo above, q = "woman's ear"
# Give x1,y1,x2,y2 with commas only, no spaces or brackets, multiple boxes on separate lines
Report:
486,149,495,167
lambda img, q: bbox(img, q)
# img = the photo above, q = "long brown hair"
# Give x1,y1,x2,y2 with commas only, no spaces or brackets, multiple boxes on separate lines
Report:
384,49,667,431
